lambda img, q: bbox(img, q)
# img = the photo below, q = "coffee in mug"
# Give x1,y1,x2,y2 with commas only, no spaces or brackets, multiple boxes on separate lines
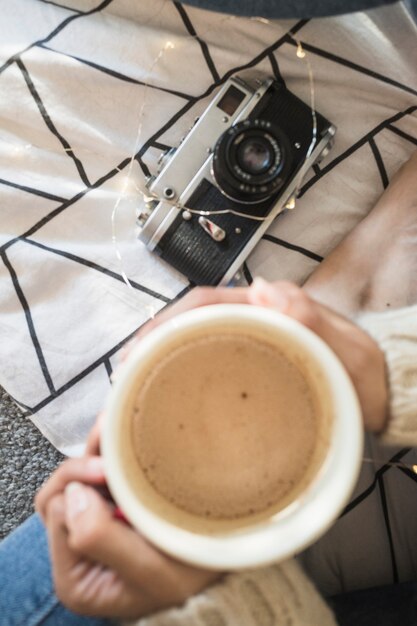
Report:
102,304,363,569
132,329,330,526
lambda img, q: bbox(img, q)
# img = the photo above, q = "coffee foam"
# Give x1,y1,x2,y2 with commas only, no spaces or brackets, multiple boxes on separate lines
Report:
132,332,324,521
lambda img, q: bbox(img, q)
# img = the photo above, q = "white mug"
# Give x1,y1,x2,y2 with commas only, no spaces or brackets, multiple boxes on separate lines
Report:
101,303,363,570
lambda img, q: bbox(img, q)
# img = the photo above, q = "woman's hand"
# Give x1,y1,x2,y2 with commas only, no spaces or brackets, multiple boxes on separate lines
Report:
35,278,388,619
125,278,389,433
35,457,221,619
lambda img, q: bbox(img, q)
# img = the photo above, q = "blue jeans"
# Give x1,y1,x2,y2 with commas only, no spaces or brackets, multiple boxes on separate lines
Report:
1,513,417,626
0,514,114,626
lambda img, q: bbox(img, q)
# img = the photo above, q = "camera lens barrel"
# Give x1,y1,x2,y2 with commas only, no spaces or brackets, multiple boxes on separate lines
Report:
212,119,292,204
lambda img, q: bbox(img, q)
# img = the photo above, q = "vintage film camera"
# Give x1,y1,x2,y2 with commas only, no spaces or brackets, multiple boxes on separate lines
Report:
137,74,336,285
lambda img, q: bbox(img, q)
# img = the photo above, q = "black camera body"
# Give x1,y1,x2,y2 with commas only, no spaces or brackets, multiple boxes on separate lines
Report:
138,74,335,285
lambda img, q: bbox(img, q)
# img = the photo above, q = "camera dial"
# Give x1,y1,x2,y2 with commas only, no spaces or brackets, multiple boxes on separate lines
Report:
212,119,292,204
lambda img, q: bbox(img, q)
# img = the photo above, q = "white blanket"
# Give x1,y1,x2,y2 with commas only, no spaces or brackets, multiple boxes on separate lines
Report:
0,0,416,456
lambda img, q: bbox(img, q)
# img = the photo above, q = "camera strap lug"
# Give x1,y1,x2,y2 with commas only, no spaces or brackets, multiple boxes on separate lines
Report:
198,216,226,242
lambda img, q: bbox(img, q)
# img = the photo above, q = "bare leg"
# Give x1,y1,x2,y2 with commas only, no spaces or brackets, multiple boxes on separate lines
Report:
304,151,417,316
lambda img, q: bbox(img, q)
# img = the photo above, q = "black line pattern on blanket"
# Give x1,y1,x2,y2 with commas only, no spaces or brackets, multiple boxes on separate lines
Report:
135,98,198,176
25,284,192,416
341,447,414,581
22,238,171,303
268,51,286,86
29,324,145,414
150,140,174,152
369,137,389,190
262,233,323,262
0,156,132,253
16,59,92,188
38,0,84,12
38,44,195,101
104,359,113,382
298,106,417,197
398,465,417,484
0,178,67,203
1,3,417,562
378,474,399,583
386,124,417,147
243,262,253,285
0,0,114,75
285,36,417,98
341,449,411,517
173,2,220,83
1,251,56,395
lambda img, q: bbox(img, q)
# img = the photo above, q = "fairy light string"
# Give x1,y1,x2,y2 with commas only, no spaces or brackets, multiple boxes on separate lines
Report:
110,39,177,290
362,457,417,473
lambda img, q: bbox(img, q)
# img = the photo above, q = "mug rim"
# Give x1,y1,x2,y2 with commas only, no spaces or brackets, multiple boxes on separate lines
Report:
101,303,363,570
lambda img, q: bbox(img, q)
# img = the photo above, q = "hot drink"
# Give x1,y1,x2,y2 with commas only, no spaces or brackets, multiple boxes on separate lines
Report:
130,329,331,525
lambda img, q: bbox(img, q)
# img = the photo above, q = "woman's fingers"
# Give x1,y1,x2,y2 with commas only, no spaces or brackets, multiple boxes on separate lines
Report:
35,456,107,523
46,490,153,618
46,494,83,580
63,482,220,605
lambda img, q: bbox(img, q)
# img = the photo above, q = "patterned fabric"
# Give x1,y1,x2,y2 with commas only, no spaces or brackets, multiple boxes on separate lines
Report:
1,0,416,454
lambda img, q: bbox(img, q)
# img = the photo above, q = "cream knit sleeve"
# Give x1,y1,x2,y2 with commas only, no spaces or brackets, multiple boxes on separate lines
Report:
129,559,336,626
356,304,417,446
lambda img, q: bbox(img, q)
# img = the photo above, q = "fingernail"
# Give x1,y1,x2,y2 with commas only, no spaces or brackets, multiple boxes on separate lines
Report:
250,277,270,305
65,482,89,521
250,277,289,311
86,457,105,477
252,276,268,290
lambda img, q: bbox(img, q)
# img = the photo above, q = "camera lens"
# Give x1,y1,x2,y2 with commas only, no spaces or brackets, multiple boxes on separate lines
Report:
237,138,273,174
212,119,292,204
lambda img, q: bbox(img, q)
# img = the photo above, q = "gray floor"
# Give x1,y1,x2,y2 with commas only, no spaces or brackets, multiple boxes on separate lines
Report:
0,387,64,539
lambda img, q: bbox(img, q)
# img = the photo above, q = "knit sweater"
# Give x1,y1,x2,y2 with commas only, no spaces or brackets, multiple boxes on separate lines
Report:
129,304,417,626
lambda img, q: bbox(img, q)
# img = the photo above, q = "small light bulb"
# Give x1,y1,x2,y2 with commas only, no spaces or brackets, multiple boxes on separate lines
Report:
145,304,157,319
251,16,270,24
412,464,417,474
119,175,139,196
296,43,306,59
12,143,31,157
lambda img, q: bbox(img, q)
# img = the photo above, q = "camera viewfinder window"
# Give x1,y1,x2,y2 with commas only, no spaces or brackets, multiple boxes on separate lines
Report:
217,85,246,116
